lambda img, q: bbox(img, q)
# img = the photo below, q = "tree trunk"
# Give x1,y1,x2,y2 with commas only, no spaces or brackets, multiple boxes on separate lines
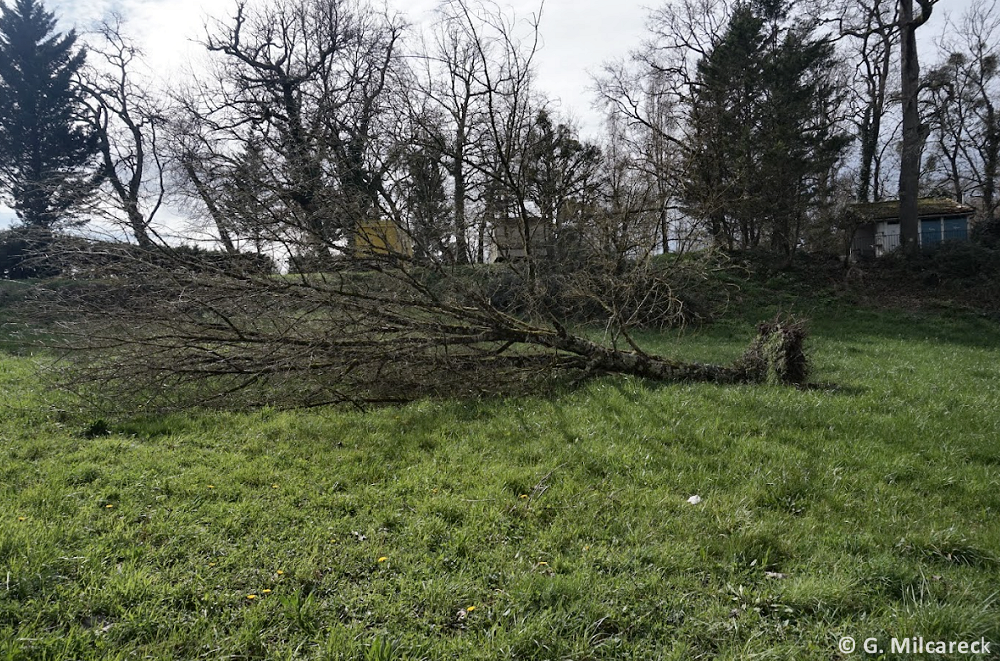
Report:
983,107,998,222
507,317,807,387
453,121,470,264
125,202,154,248
858,105,876,203
898,0,933,254
857,16,894,203
182,161,238,254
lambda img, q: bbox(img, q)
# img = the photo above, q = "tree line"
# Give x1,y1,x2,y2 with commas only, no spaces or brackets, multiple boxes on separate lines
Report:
2,0,997,265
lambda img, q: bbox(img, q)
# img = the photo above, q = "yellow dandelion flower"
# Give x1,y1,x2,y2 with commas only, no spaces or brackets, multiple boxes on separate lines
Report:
17,517,26,521
519,494,528,499
377,556,388,563
271,484,279,489
262,589,272,594
105,504,114,509
276,570,284,575
466,605,476,612
246,594,257,600
537,561,548,566
207,485,215,489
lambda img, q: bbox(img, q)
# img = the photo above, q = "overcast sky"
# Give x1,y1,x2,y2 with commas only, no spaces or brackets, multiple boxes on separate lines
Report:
0,0,986,228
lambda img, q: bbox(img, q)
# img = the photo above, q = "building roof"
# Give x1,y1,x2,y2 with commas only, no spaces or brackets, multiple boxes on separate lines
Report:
851,197,976,221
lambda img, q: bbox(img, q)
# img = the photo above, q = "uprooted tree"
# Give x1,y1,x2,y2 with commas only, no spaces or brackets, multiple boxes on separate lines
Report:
40,244,809,410
31,0,809,412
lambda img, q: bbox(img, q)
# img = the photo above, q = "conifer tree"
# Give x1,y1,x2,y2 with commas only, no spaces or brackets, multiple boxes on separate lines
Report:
0,0,97,229
683,0,849,254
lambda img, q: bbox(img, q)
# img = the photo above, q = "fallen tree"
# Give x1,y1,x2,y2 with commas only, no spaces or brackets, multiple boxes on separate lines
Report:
33,243,808,412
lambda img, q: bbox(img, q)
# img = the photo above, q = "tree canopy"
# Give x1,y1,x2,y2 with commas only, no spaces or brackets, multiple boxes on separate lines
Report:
0,0,98,229
683,0,850,254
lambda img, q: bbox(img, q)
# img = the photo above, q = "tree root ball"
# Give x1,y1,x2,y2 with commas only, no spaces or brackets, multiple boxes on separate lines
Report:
737,316,809,385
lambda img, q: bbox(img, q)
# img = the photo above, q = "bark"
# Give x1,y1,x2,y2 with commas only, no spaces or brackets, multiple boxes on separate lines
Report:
898,0,934,254
533,331,747,383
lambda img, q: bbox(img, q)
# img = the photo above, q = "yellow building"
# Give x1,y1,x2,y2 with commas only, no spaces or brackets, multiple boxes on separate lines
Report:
353,220,412,258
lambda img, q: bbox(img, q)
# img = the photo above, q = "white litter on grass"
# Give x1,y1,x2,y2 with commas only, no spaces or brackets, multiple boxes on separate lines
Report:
687,495,702,505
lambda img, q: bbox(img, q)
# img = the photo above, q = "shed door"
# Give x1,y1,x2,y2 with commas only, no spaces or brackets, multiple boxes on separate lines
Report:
943,217,968,241
920,218,942,246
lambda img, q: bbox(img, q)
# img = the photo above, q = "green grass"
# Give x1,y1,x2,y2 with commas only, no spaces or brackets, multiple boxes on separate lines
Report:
1,300,999,659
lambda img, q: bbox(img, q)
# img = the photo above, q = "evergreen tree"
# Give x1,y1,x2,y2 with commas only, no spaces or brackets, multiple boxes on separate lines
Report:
683,0,849,254
524,110,602,260
0,0,97,229
684,3,767,248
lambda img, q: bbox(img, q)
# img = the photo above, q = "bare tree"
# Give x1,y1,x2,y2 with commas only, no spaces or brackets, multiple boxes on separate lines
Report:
955,1,1000,224
446,0,545,277
594,0,724,251
591,117,663,264
79,17,167,247
170,0,406,263
410,10,492,263
837,0,899,203
924,53,973,203
925,1,1000,224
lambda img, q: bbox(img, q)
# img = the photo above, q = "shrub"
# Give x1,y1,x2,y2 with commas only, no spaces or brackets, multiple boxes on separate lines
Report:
54,240,277,278
972,216,1000,248
924,241,1000,280
0,228,61,279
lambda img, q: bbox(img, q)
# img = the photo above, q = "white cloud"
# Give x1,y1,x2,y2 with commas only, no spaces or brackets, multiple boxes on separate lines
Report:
42,0,986,133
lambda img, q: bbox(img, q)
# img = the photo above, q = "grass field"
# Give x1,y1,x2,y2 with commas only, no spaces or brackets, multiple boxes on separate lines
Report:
1,288,999,659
